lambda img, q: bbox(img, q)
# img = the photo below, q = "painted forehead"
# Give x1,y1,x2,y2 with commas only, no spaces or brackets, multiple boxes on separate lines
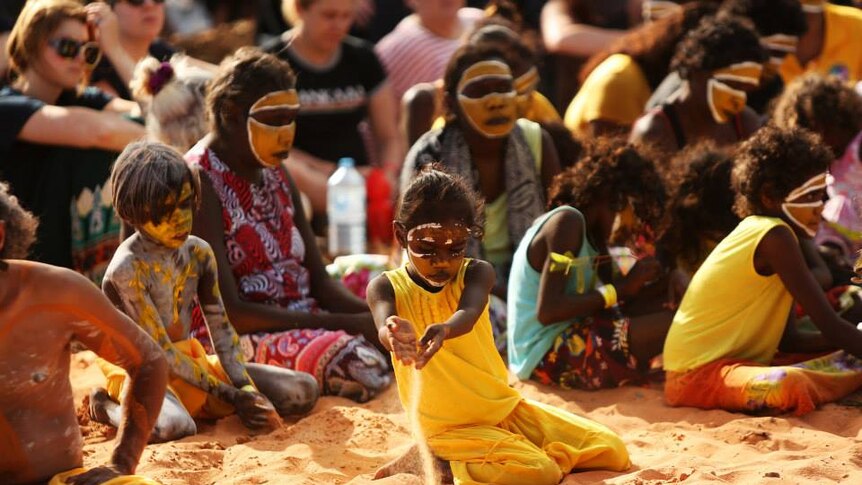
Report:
713,61,763,85
457,60,513,93
406,222,470,242
787,172,827,200
249,89,300,114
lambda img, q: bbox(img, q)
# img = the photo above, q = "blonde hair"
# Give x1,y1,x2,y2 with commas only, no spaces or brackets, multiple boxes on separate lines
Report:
130,55,212,152
6,0,87,77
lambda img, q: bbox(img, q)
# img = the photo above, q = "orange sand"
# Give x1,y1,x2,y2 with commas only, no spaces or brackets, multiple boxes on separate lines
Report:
70,351,862,484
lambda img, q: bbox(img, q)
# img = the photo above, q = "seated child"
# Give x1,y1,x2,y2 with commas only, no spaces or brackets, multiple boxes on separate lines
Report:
773,74,862,279
366,166,630,485
664,126,862,416
0,181,168,485
508,139,673,390
91,141,319,442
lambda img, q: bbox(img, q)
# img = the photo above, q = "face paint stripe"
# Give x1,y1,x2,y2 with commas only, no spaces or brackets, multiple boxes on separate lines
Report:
457,60,512,93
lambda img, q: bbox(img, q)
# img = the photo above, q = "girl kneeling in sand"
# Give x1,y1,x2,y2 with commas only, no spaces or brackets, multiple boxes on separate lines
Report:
91,141,319,442
663,126,862,415
366,166,630,485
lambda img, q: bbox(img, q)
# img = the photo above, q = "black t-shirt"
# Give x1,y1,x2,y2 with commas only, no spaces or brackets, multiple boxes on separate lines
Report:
262,35,386,167
90,39,175,100
0,86,122,284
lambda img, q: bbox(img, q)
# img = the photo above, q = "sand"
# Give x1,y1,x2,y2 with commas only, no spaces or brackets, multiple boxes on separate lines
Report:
70,351,862,484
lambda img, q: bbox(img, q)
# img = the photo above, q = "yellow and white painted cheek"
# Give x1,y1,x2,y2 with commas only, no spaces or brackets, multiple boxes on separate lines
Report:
141,183,194,249
405,223,469,288
457,60,517,139
761,35,798,71
782,173,827,238
706,79,747,124
514,67,539,117
247,90,300,168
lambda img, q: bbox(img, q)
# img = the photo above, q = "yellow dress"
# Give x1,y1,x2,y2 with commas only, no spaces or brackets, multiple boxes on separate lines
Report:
780,3,862,84
385,259,629,485
564,54,651,137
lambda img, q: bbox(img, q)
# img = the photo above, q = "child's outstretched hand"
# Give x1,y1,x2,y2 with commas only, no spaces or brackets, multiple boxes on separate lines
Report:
234,389,281,431
416,324,449,369
385,316,419,366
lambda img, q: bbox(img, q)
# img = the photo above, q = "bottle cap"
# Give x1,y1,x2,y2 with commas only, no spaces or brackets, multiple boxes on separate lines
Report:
338,157,355,168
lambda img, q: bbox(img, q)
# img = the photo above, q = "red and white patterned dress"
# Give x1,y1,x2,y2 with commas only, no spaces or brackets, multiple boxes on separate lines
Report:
186,143,391,402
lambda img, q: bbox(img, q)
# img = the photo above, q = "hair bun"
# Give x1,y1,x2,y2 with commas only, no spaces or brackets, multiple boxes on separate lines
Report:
146,61,175,96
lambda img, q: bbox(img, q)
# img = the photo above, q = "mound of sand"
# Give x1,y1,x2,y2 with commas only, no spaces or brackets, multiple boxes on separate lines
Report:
70,351,862,484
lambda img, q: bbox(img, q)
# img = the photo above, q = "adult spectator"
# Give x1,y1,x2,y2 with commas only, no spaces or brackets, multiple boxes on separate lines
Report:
1,0,145,283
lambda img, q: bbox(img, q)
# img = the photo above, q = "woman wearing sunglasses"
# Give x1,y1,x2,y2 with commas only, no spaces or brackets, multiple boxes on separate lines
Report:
1,0,144,284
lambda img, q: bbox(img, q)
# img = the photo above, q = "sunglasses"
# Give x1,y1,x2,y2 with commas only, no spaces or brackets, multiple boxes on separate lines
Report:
116,0,166,6
48,38,102,66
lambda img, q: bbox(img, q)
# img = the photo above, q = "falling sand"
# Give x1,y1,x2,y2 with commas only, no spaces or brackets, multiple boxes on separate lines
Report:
408,367,439,484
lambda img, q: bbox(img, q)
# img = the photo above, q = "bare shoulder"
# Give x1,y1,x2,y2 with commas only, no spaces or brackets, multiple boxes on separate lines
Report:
366,273,395,304
465,259,496,284
185,235,216,259
630,110,670,143
11,260,101,301
102,237,142,286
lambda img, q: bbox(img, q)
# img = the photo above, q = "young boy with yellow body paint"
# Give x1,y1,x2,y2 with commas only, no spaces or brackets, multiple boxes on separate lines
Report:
90,141,319,442
367,167,629,485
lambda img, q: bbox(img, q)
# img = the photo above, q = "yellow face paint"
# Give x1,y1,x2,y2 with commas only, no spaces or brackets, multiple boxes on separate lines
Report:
706,79,747,124
247,90,300,168
800,0,825,13
140,182,194,249
514,66,539,117
782,173,827,238
641,0,682,22
457,60,517,139
761,35,799,71
713,62,763,86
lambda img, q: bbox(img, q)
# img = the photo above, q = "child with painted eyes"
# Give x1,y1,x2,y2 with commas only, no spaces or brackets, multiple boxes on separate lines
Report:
663,126,862,416
366,166,629,485
90,141,319,443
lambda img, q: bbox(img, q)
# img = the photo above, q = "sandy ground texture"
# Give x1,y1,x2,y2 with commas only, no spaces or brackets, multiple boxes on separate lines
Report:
69,351,862,485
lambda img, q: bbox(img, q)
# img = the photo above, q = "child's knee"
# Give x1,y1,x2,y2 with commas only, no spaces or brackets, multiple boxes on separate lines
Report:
271,372,320,416
151,411,197,443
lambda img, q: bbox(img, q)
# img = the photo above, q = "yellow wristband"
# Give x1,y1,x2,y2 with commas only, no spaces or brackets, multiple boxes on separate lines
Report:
597,284,618,309
240,384,257,393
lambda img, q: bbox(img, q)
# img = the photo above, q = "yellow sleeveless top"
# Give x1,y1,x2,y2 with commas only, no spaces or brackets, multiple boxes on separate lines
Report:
384,259,521,438
663,216,797,373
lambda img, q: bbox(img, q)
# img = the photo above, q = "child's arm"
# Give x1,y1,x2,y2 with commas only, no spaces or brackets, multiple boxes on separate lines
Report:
103,277,241,405
759,225,862,357
415,259,496,369
195,245,254,389
366,274,419,365
800,238,833,290
65,271,168,480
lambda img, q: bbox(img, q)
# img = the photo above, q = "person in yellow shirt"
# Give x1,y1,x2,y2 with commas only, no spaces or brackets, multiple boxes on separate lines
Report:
780,0,862,84
564,2,717,138
663,126,862,416
368,167,630,484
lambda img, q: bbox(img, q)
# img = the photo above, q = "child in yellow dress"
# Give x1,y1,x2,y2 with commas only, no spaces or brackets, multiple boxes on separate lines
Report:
366,166,629,485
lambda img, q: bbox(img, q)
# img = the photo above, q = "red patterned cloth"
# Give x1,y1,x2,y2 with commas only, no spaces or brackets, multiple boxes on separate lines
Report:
187,144,391,402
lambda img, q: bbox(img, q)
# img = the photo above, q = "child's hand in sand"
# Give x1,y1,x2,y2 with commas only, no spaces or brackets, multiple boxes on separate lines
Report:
66,465,126,485
233,389,281,430
416,323,449,369
385,316,419,366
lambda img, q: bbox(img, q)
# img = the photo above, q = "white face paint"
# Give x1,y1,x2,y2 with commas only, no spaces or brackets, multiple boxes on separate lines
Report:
405,222,469,288
781,173,827,238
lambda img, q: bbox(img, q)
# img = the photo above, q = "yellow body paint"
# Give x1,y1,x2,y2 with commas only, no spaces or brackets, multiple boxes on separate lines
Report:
140,182,194,249
457,60,517,139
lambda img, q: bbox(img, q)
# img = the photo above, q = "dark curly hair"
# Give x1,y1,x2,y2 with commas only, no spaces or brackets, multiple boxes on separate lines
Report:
718,0,807,36
658,143,739,271
579,2,719,89
467,23,535,72
206,47,296,139
732,125,833,218
547,138,665,228
772,73,862,138
0,181,38,261
396,164,485,238
670,15,767,80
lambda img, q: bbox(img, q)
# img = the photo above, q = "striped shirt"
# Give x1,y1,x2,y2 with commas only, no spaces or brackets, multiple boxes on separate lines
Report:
374,8,483,105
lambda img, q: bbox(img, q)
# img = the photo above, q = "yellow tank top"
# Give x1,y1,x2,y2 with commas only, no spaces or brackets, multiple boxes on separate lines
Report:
663,216,797,373
384,259,521,437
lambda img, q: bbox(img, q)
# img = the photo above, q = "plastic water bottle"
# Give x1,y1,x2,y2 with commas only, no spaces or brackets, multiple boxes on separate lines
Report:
327,157,366,256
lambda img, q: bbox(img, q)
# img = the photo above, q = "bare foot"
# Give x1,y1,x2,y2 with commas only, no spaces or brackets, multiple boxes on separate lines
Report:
88,387,115,426
373,444,453,483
